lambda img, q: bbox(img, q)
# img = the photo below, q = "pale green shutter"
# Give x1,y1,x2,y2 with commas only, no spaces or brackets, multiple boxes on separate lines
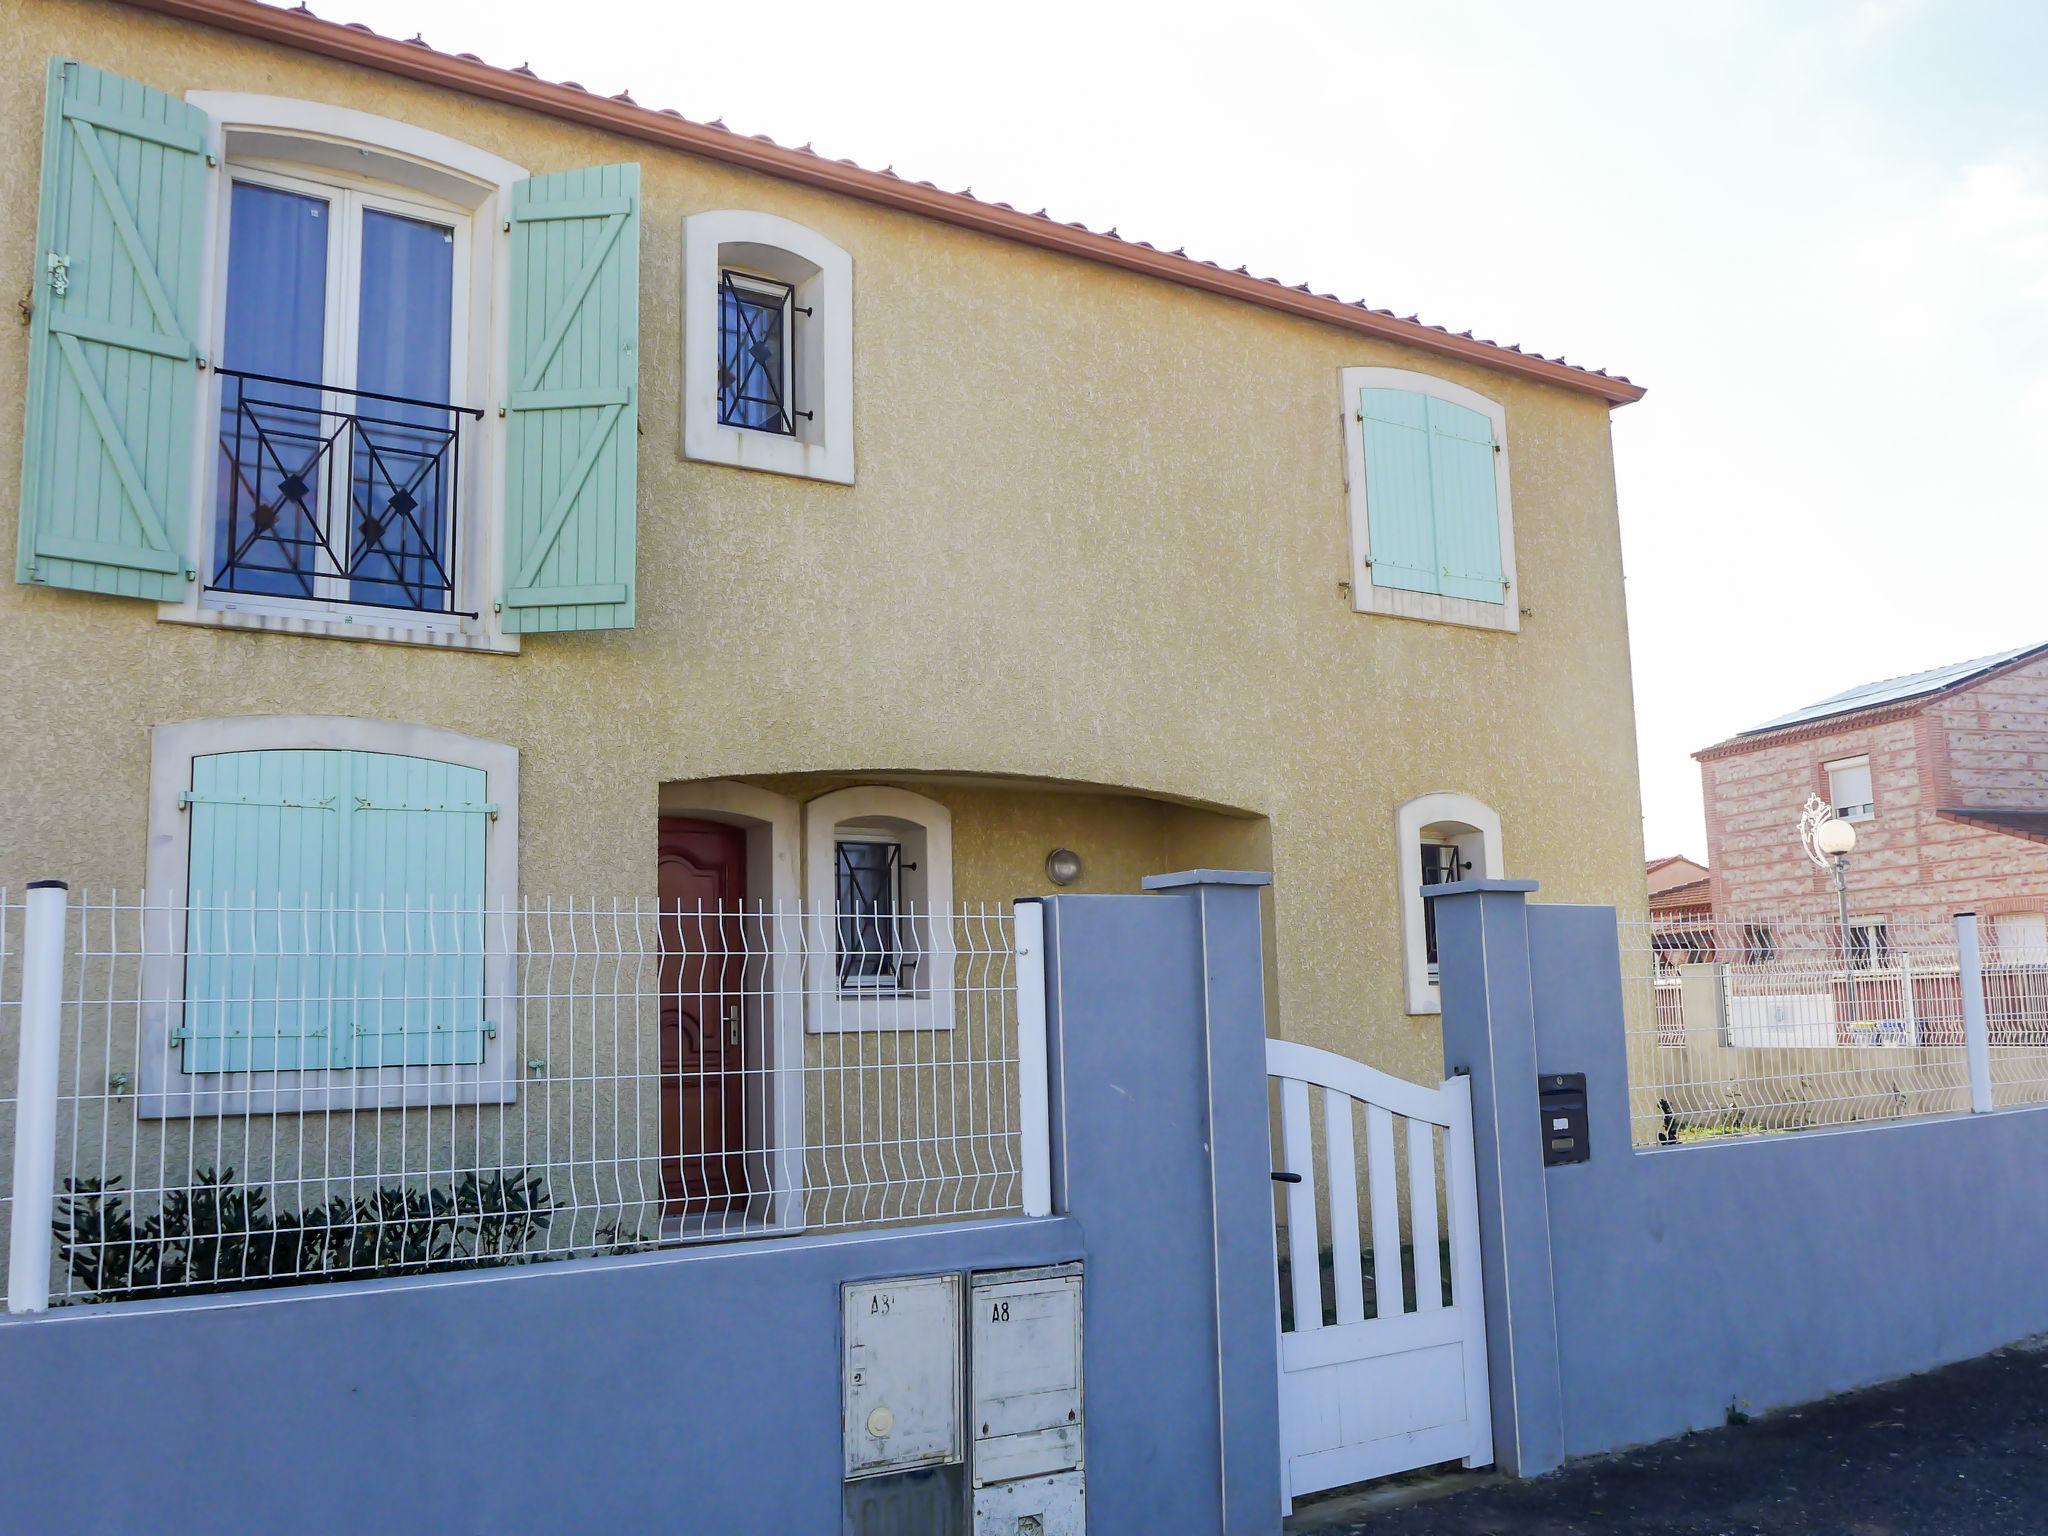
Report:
1359,388,1440,595
184,751,349,1074
1426,396,1507,604
345,752,490,1068
17,59,208,602
183,749,489,1074
502,163,640,632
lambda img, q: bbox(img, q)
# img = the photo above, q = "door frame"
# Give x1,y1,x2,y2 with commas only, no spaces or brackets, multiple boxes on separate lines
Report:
655,782,805,1231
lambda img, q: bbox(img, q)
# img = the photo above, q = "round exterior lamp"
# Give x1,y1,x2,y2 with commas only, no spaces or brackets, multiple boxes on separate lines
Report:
1045,848,1083,887
1814,817,1858,858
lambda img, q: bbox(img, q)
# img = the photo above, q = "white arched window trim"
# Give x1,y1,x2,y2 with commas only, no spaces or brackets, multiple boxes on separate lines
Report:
683,209,854,485
139,714,521,1116
165,94,527,652
1396,792,1504,1015
802,785,953,1033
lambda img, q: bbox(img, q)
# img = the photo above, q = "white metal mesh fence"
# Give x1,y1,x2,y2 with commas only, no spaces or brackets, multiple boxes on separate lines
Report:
1622,914,2048,1146
1,892,1039,1310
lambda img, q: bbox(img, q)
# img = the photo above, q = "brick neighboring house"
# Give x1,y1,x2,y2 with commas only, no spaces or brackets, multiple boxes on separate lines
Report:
1695,642,2048,960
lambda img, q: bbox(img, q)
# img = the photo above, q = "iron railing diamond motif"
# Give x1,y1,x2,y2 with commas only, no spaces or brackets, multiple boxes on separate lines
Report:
717,269,811,436
211,368,484,617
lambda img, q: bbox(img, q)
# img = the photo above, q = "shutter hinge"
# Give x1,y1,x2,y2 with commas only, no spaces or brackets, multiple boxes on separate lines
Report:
45,253,70,296
502,219,512,234
185,565,197,582
196,355,209,371
205,152,218,168
497,402,507,418
168,1025,188,1045
482,1021,499,1039
493,599,503,614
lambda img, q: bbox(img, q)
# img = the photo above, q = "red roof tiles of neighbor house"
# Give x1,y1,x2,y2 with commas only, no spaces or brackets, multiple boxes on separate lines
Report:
120,0,1646,404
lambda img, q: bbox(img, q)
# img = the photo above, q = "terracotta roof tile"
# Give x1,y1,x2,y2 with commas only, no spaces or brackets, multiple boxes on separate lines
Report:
130,0,1644,401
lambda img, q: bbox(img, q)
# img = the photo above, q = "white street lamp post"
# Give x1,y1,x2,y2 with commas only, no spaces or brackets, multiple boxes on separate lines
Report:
1800,795,1860,1014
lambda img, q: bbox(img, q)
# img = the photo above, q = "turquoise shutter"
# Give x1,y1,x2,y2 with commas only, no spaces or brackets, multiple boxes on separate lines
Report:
184,751,350,1074
345,752,490,1069
1359,389,1440,595
183,749,489,1074
1426,396,1507,604
17,59,208,602
502,163,640,632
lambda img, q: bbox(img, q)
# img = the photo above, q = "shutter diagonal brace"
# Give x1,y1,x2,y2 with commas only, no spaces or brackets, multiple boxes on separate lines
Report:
513,209,627,395
64,113,192,356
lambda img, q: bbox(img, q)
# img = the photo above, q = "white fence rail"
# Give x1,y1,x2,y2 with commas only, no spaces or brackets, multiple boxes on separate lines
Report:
0,887,1051,1312
1622,912,2048,1146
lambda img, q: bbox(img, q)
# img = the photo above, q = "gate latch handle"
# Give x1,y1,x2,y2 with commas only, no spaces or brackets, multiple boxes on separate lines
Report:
1271,1170,1302,1184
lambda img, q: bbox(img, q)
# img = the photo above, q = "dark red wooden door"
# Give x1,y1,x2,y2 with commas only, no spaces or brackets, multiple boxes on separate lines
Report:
657,819,748,1213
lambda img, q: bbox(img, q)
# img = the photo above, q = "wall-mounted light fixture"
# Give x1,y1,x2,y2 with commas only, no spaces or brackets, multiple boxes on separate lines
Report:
1045,848,1083,887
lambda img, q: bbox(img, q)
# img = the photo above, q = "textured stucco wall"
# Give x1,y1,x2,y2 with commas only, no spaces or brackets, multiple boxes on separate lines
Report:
0,0,1647,1086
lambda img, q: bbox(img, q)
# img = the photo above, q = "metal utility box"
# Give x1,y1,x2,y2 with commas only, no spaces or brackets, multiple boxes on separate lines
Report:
844,1274,964,1479
969,1264,1085,1536
1540,1072,1590,1166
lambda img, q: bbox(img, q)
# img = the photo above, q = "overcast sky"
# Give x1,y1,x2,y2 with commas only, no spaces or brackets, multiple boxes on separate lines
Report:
328,0,2048,860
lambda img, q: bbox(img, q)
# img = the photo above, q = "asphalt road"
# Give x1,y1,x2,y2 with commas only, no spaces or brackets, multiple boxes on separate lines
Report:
1290,1339,2048,1535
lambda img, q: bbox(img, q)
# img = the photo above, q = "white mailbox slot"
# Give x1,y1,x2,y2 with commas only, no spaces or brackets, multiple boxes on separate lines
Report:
843,1273,963,1479
970,1264,1084,1491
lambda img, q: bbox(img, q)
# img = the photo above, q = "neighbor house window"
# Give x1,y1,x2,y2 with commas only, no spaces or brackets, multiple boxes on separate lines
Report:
1340,367,1518,634
1849,922,1891,970
1741,924,1777,965
1826,756,1875,822
1396,793,1504,1014
835,836,906,988
684,209,854,484
718,270,803,434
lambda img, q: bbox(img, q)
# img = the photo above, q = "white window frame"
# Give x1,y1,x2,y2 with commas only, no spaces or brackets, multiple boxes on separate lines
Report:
1340,366,1519,634
1825,754,1876,822
163,94,527,653
139,714,520,1116
1396,792,1505,1015
684,209,854,485
803,786,954,1032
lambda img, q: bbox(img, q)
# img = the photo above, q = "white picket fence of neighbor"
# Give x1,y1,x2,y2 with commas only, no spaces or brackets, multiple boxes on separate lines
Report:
1622,912,2048,1146
1268,1038,1492,1510
0,885,1052,1313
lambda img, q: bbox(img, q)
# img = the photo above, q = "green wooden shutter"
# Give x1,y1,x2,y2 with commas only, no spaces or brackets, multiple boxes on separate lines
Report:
502,163,640,632
1426,396,1507,604
17,59,208,602
345,752,490,1069
1359,388,1440,595
184,750,349,1074
183,749,489,1074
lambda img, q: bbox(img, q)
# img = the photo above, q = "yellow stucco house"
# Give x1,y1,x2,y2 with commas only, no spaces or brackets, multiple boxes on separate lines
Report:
0,0,1647,1239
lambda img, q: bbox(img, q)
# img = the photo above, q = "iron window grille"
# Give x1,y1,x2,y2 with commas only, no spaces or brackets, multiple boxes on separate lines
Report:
1849,922,1892,971
717,269,812,436
835,838,914,990
211,368,484,617
1420,842,1470,975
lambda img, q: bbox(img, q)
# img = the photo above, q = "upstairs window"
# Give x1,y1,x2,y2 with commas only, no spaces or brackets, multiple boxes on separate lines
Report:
1826,756,1875,822
212,170,473,619
1341,367,1519,633
684,210,853,485
718,270,804,435
1849,922,1892,971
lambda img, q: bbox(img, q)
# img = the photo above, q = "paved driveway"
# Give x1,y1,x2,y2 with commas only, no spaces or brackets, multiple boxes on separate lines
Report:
1289,1340,2048,1535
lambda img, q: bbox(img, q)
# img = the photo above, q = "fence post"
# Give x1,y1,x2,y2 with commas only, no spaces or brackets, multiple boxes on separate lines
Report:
1013,898,1053,1218
1957,911,1994,1115
8,879,68,1315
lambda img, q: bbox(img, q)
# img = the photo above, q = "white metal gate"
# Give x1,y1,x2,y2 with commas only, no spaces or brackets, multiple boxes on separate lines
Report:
1268,1039,1492,1509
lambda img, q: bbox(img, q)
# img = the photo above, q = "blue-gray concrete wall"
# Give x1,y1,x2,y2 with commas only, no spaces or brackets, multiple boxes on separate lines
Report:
1436,883,2048,1470
0,875,1286,1535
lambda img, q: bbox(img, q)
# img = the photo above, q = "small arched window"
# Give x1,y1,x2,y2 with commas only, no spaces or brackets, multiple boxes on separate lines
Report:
1395,792,1504,1014
802,786,954,1031
684,210,854,485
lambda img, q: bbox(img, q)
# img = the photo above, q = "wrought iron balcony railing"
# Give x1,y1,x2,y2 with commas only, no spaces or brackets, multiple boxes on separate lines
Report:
211,369,486,617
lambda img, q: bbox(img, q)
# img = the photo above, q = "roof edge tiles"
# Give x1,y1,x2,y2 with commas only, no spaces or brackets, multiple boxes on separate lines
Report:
118,0,1645,405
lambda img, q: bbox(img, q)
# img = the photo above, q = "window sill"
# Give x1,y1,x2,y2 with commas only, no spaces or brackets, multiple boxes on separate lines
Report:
1354,582,1520,634
159,595,519,654
684,416,853,485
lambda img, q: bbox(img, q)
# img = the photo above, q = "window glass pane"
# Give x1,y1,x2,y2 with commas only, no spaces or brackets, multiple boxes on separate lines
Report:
216,182,330,597
1828,759,1874,819
836,840,900,982
351,208,457,612
718,276,789,432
